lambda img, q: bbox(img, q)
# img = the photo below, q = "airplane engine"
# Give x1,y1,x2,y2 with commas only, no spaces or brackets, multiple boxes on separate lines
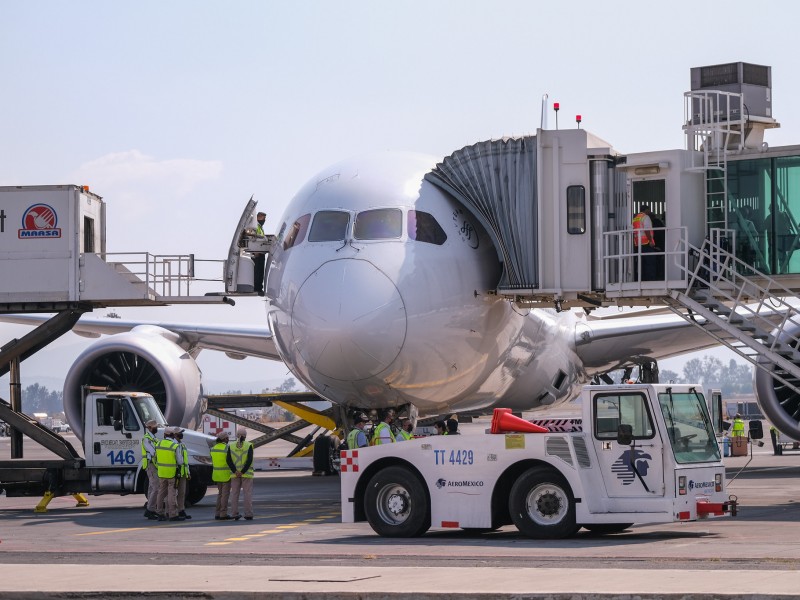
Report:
754,321,800,440
63,325,204,442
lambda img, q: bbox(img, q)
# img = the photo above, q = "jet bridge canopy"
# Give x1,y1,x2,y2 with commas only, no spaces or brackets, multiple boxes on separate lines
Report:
425,137,538,289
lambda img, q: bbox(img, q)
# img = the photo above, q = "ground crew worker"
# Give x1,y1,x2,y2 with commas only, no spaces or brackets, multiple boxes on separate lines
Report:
434,420,447,435
211,431,232,520
732,413,746,437
346,413,369,449
632,204,659,281
155,426,183,521
396,417,413,441
227,425,254,520
253,211,267,295
141,419,160,520
446,418,460,435
174,427,192,520
372,409,396,445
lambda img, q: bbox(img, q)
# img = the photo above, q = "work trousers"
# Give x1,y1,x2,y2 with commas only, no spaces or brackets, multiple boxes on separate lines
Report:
145,463,159,513
215,481,231,518
176,477,188,513
156,477,178,518
230,475,253,518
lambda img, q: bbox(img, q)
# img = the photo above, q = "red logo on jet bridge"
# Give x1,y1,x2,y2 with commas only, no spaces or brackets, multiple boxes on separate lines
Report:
18,204,62,238
340,449,359,472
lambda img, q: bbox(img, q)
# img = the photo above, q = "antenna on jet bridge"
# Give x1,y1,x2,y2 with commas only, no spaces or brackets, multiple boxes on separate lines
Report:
540,93,549,129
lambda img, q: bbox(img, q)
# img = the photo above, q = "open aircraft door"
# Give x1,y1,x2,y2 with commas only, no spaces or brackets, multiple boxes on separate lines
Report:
225,197,273,294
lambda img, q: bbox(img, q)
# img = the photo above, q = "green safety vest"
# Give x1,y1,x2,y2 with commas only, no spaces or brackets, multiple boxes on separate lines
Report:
229,441,254,478
347,428,365,449
397,429,412,441
155,438,178,479
371,422,395,445
141,430,157,468
177,442,190,478
211,442,232,483
732,418,746,437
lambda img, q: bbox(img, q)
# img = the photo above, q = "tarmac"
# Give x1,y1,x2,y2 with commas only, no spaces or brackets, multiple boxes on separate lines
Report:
2,432,800,599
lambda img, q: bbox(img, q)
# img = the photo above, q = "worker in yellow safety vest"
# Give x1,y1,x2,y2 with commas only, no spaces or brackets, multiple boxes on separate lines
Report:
155,427,182,521
141,419,160,520
396,417,414,441
346,413,369,449
173,427,192,520
371,409,396,445
211,431,232,520
253,211,267,295
731,413,746,437
227,426,254,520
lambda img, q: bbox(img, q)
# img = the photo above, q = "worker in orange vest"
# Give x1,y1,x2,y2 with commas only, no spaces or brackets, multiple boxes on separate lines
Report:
632,204,660,281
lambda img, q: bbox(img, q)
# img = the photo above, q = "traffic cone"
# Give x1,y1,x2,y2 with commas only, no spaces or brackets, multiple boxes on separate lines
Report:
491,408,548,434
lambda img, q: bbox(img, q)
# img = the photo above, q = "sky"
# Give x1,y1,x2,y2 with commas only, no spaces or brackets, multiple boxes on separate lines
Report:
2,0,799,392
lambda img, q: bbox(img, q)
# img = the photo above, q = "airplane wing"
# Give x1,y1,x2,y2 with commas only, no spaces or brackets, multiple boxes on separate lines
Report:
0,314,281,361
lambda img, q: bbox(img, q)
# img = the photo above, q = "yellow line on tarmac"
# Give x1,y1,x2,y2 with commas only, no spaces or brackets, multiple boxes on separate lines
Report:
224,537,250,541
76,528,147,536
205,542,232,546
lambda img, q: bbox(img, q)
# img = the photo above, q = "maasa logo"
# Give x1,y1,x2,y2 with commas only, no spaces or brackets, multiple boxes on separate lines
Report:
18,203,61,238
611,448,653,485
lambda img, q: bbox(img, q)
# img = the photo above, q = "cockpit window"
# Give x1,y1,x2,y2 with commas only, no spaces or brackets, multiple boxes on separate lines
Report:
408,210,447,245
283,214,311,250
354,208,402,240
309,211,350,242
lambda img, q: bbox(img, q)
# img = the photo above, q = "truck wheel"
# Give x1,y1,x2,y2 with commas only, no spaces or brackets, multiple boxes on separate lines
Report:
509,466,578,539
364,466,430,537
185,483,207,506
313,434,339,476
582,523,633,535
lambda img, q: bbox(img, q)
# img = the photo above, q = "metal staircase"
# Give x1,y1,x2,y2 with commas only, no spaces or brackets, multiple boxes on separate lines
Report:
667,235,800,397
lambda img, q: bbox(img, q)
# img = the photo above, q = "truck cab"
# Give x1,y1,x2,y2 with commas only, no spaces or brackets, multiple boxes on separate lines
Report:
341,383,734,539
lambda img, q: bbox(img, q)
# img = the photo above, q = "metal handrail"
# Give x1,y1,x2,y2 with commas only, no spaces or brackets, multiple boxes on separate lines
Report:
99,252,225,298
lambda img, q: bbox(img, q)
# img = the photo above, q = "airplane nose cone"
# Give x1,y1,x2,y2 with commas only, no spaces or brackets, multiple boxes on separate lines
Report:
291,259,407,381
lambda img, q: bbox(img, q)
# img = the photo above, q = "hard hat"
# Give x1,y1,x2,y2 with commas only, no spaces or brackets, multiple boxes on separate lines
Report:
218,431,230,440
145,420,157,428
173,427,185,435
236,425,247,437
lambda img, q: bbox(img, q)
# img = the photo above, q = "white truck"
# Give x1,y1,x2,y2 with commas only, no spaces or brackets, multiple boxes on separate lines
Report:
341,384,737,539
0,388,213,507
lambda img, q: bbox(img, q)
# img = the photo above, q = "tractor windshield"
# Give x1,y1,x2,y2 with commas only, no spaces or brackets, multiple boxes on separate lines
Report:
658,390,720,463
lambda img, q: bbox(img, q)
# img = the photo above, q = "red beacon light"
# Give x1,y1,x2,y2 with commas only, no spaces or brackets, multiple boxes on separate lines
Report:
576,114,582,128
553,102,560,112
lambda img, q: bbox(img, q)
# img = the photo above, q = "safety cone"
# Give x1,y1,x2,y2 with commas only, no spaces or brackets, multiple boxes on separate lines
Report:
491,408,548,434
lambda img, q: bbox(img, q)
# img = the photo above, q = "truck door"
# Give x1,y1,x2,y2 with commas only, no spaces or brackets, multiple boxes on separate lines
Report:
86,396,139,468
592,390,665,498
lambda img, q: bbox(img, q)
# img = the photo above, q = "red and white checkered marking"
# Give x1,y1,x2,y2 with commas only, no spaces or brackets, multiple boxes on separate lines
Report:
340,449,359,472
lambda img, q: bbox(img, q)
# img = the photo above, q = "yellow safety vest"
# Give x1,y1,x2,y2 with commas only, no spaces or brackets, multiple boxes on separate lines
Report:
397,429,412,441
229,441,254,478
371,422,395,445
346,428,363,449
141,430,157,468
211,442,232,483
155,438,178,479
177,442,190,478
732,418,746,437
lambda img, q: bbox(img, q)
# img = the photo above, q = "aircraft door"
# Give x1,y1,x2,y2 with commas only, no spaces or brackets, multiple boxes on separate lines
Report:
592,390,665,498
225,197,258,293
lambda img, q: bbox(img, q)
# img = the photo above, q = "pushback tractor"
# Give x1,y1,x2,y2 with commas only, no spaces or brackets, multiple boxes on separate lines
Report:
341,384,736,539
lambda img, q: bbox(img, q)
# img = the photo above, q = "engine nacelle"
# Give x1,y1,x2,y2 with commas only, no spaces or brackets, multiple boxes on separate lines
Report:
63,325,204,442
754,321,800,440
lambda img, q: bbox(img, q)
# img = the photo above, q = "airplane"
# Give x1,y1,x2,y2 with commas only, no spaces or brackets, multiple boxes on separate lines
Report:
2,150,797,463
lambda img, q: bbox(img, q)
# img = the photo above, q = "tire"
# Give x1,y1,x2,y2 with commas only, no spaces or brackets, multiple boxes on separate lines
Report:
313,434,339,476
582,523,634,535
364,465,430,537
509,466,578,539
185,482,207,506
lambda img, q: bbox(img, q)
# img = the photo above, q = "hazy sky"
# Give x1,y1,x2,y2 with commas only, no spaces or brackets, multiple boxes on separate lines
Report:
2,0,798,389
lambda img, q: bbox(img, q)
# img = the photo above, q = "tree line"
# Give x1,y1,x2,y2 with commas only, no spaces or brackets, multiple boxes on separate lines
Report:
660,356,753,395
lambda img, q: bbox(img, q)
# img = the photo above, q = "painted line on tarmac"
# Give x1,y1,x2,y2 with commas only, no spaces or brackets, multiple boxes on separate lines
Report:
76,527,148,536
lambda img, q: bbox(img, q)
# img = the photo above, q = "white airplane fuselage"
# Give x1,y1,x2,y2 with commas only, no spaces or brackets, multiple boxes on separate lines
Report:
265,153,584,416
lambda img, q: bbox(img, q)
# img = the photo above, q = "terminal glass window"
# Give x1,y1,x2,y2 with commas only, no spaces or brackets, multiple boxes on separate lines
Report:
658,390,720,463
283,213,311,250
566,185,585,234
354,208,402,240
309,211,350,242
594,392,655,440
408,210,447,245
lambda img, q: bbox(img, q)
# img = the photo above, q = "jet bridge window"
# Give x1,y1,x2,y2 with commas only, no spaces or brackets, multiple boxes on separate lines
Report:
354,208,402,240
283,213,311,250
309,211,350,242
594,392,655,440
408,210,447,245
566,185,586,234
